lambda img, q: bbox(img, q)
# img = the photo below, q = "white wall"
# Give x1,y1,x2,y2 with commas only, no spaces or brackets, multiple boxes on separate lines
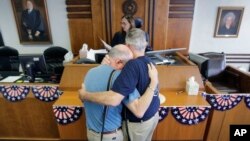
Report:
190,0,250,53
0,0,71,54
189,0,250,71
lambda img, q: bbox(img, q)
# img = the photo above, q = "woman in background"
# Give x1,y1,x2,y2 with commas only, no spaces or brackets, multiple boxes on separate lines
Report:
111,15,135,47
111,15,152,51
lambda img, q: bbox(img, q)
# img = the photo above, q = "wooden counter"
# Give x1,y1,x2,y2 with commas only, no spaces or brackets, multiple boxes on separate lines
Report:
0,83,60,140
205,80,250,141
53,55,212,141
0,52,212,141
53,88,210,141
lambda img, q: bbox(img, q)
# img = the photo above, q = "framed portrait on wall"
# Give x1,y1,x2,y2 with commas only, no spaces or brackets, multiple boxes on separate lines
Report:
214,7,244,38
11,0,52,44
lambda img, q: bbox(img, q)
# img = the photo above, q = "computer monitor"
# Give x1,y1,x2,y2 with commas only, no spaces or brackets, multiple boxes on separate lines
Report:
146,48,186,65
145,48,186,56
95,53,106,64
19,54,48,82
189,53,209,78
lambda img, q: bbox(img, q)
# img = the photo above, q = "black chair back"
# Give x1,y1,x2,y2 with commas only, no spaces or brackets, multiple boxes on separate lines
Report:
44,46,68,62
43,46,68,82
0,46,19,71
199,52,226,78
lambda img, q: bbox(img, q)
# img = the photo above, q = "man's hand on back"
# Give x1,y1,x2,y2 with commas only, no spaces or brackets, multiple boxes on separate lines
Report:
101,55,111,65
78,83,86,102
148,63,158,88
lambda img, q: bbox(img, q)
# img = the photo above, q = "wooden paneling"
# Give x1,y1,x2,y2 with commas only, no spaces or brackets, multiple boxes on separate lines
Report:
167,19,193,54
66,0,91,5
57,64,209,140
110,0,125,37
0,93,59,140
169,0,195,19
68,19,94,55
55,92,87,140
205,100,250,141
225,66,250,93
154,110,208,140
66,0,91,19
152,0,169,50
66,7,91,12
157,65,204,91
170,0,195,4
67,0,105,55
67,14,91,19
92,0,106,49
67,0,195,55
204,67,250,141
59,64,98,90
218,101,250,141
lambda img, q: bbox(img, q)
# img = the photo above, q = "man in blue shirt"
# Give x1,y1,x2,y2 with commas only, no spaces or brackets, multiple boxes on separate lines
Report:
80,28,160,141
80,44,158,141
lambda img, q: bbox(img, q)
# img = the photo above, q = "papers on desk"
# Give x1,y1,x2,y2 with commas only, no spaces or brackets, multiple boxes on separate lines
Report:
0,76,22,83
86,49,108,61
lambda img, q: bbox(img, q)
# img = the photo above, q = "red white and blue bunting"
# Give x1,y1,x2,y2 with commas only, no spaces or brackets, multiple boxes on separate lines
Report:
53,106,82,125
32,86,62,102
0,85,30,102
158,106,169,122
244,95,250,109
171,107,211,125
206,94,243,111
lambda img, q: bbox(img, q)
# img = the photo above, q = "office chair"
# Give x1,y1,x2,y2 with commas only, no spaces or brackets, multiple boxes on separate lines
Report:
135,17,143,28
0,46,20,72
43,46,68,82
199,52,226,79
134,17,152,52
198,52,240,93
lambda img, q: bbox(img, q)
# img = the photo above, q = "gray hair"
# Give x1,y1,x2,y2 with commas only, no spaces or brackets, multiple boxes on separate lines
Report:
125,28,147,51
223,12,236,25
108,45,132,63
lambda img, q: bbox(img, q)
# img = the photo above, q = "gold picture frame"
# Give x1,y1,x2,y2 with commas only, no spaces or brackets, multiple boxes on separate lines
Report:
11,0,52,44
214,7,244,38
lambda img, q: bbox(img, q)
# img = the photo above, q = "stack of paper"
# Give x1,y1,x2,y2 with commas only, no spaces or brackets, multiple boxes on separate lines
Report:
87,49,107,61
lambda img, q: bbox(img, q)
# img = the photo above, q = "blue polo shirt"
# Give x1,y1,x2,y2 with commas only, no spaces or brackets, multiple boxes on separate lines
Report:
84,65,140,132
112,56,160,122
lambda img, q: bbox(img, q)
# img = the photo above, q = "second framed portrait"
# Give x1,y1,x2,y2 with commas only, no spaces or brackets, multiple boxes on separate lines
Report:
214,7,244,38
11,0,52,44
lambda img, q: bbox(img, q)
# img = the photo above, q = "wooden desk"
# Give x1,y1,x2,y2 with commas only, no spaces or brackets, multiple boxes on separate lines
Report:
53,89,210,141
53,58,211,141
160,90,209,106
0,83,60,140
205,80,250,141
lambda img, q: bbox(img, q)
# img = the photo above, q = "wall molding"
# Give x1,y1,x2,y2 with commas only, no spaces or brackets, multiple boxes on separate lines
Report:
226,54,250,64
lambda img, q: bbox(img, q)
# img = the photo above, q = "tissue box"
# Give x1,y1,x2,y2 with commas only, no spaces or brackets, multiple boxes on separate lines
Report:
186,81,199,95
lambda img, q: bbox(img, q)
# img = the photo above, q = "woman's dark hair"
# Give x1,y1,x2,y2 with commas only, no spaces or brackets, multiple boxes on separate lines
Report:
121,15,135,34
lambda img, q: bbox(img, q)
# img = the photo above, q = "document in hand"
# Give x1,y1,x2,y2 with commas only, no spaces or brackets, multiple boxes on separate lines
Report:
99,38,112,51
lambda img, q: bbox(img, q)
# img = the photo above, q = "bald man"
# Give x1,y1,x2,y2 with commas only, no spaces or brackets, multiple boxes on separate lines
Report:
80,44,158,141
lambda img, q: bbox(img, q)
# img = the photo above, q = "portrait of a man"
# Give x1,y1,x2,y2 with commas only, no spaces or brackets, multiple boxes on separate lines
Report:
214,7,244,37
11,0,52,44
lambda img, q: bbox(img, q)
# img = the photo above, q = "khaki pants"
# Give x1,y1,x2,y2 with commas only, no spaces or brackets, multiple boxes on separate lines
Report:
87,129,123,141
123,112,159,141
